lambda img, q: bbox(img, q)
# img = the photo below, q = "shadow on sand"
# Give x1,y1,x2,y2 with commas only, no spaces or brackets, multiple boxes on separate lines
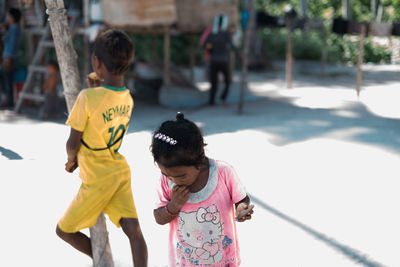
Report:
0,146,23,160
128,95,400,155
249,193,386,267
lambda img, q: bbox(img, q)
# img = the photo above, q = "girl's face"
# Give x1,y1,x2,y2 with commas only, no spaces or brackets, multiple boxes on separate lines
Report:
157,163,201,187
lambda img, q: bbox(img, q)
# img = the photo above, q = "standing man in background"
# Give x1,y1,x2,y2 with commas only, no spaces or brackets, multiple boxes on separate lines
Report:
0,8,21,108
204,14,238,106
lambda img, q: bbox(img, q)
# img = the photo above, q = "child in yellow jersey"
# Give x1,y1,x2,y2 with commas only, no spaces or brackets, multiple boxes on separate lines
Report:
56,29,148,266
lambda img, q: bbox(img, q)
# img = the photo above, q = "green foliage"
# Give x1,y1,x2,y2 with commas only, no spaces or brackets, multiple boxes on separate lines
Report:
292,31,323,60
363,39,391,63
130,34,204,66
260,28,391,64
256,0,400,22
260,28,287,59
256,0,393,64
18,0,395,70
386,0,400,22
350,0,372,21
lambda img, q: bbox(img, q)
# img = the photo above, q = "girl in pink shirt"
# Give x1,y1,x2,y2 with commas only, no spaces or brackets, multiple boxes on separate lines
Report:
152,112,254,266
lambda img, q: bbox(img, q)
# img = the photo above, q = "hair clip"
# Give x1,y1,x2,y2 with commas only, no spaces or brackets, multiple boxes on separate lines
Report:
154,133,178,145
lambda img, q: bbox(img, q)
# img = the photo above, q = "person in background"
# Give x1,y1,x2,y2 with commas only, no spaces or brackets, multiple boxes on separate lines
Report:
0,8,21,108
204,14,239,106
39,61,60,120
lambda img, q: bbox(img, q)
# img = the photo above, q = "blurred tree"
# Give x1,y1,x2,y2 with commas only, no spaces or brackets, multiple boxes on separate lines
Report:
254,0,399,21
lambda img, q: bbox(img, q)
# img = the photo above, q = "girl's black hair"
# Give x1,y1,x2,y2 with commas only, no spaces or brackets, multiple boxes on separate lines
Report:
151,112,206,168
93,29,134,75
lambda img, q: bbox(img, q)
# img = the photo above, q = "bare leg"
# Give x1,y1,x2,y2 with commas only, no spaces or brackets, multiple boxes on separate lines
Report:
209,62,219,105
220,62,231,104
56,224,93,258
120,218,148,267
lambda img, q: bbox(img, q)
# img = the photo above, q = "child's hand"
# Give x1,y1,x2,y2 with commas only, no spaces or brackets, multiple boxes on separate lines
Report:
235,203,254,222
169,185,190,213
65,159,78,173
86,72,102,88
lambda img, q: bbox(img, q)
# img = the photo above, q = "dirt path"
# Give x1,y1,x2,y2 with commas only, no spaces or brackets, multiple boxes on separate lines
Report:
1,62,399,266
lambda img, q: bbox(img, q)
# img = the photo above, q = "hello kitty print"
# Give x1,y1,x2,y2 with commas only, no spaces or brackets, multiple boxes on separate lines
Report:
177,205,225,264
155,159,247,266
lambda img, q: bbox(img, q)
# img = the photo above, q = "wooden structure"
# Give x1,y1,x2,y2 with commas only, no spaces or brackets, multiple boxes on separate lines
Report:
14,24,50,112
100,0,239,86
239,0,255,114
4,0,45,63
14,10,79,112
2,0,44,27
100,0,238,33
101,0,177,30
175,0,238,33
13,0,240,110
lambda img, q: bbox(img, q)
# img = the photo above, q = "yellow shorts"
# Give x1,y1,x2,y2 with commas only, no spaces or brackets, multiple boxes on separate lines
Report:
58,176,137,233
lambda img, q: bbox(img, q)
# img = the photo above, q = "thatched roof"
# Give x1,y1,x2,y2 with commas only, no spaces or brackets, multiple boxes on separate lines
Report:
101,0,177,30
176,0,238,33
101,0,238,34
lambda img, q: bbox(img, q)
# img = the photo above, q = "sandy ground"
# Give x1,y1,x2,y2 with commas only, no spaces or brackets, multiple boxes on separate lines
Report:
1,61,400,267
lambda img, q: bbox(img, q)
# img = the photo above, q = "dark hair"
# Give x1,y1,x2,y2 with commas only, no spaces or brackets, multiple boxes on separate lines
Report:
8,8,21,23
93,29,134,75
218,15,224,28
151,112,206,168
47,60,59,72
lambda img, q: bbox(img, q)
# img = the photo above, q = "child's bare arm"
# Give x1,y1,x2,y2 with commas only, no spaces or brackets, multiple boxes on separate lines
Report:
235,195,254,222
154,185,190,225
153,206,177,225
86,72,102,88
65,128,83,173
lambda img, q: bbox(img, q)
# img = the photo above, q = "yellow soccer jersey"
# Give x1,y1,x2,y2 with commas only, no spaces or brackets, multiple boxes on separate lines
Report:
66,85,133,184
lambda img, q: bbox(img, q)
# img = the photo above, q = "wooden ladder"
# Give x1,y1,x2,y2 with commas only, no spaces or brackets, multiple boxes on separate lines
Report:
15,14,79,113
14,24,53,112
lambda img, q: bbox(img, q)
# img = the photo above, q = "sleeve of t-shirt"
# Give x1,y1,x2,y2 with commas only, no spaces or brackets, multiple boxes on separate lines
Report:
221,162,247,204
3,26,19,59
66,90,88,132
155,175,172,209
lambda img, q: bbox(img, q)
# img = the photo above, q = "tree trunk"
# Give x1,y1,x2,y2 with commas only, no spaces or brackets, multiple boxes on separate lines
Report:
286,18,293,89
300,0,308,18
44,1,114,266
90,214,114,267
189,34,196,83
83,0,91,87
371,0,377,21
356,24,366,97
238,0,255,114
377,3,383,23
44,0,80,111
163,26,171,85
342,0,351,19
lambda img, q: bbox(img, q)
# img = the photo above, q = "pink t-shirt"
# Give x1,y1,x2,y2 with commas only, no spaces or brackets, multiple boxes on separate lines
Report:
155,159,247,266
